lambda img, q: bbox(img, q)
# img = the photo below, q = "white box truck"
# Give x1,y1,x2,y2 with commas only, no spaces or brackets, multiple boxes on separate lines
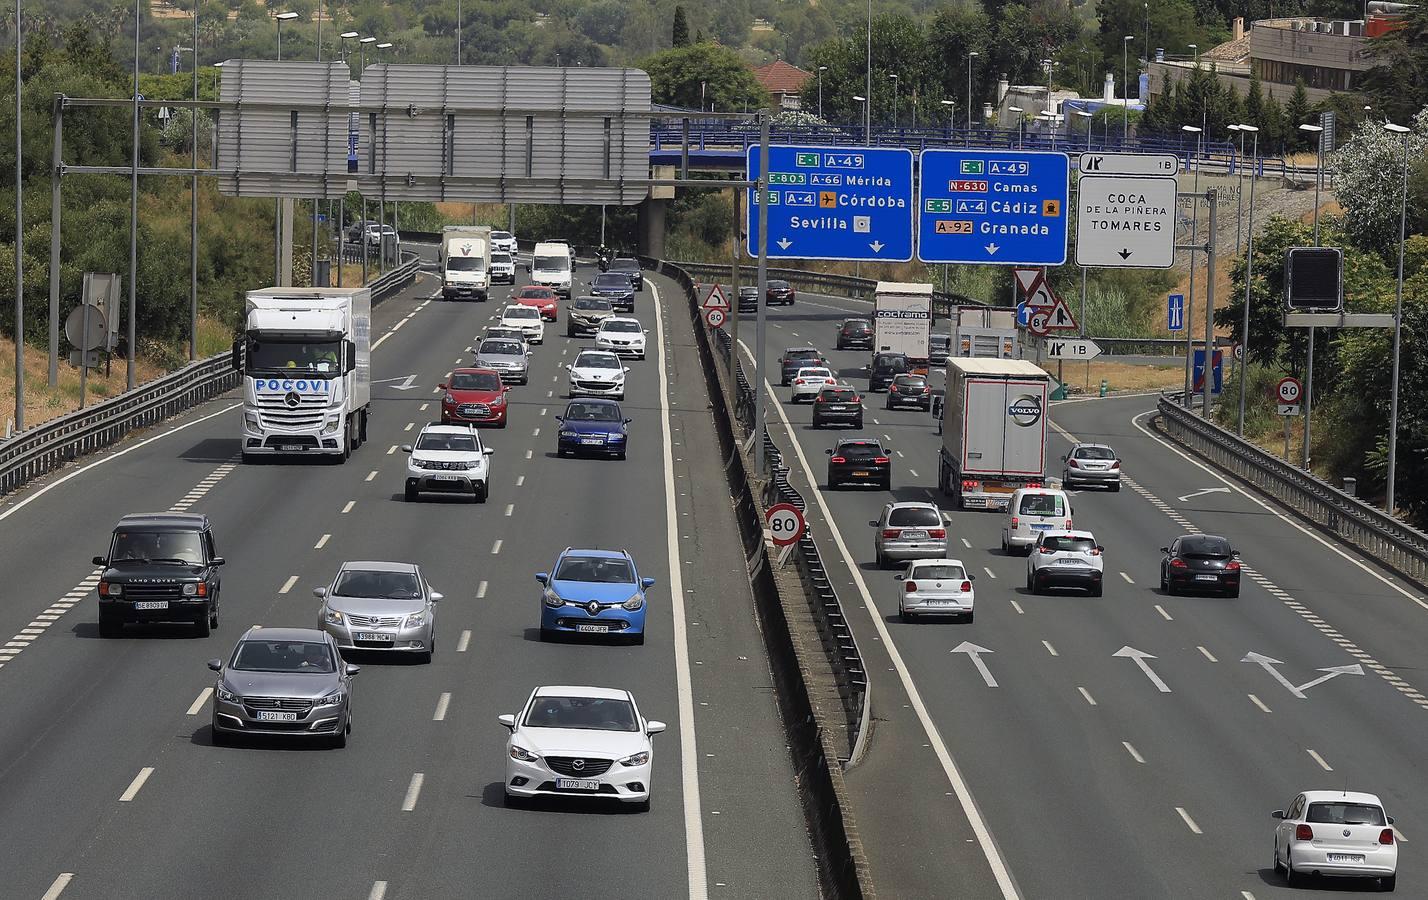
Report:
233,287,372,462
440,225,492,301
937,358,1051,510
530,240,574,298
872,282,933,365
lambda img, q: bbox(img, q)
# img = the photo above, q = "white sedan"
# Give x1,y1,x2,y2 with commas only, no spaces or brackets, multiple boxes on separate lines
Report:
1273,790,1397,891
790,367,837,403
595,317,647,359
896,559,975,622
500,685,665,811
500,305,545,345
566,350,629,400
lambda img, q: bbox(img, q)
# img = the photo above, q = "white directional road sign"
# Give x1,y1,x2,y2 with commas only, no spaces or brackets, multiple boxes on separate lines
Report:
1278,403,1302,417
1044,338,1102,360
1078,152,1178,177
1075,174,1178,269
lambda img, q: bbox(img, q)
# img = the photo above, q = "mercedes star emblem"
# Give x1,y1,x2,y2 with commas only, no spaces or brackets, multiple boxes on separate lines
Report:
284,391,302,409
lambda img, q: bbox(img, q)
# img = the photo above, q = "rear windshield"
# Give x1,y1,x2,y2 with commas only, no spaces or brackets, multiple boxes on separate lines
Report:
842,321,871,332
1074,446,1117,460
910,564,966,580
1018,493,1065,516
786,349,821,361
894,375,927,387
1306,803,1386,826
889,508,941,527
873,355,908,371
450,372,501,391
1042,536,1096,552
820,388,858,401
769,280,790,290
797,368,831,379
838,442,883,459
1180,537,1231,557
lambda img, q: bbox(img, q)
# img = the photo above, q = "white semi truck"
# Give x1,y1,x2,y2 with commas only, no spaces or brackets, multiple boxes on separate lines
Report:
440,225,492,301
937,358,1051,510
872,282,933,366
233,287,372,462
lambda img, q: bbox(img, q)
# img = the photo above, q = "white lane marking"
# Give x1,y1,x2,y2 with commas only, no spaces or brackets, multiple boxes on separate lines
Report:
1119,572,1134,584
1248,693,1272,713
504,503,515,517
1154,604,1173,621
532,427,541,437
540,407,548,416
419,403,429,412
404,422,414,431
41,874,74,900
1041,640,1058,657
401,773,425,811
908,468,919,478
186,688,213,716
387,445,397,455
525,449,533,460
1242,893,1255,900
1198,645,1218,663
1122,742,1146,764
896,450,905,458
516,475,525,487
1306,748,1334,772
315,534,331,550
365,470,378,482
740,337,1018,899
982,567,997,579
457,630,471,652
433,693,452,722
341,500,356,514
368,882,388,900
119,767,155,802
477,581,488,599
1078,687,1097,706
1175,807,1203,834
961,538,972,549
491,539,502,555
653,283,709,899
1010,600,1025,615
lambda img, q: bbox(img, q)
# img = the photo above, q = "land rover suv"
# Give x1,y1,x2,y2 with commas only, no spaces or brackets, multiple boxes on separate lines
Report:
95,513,225,638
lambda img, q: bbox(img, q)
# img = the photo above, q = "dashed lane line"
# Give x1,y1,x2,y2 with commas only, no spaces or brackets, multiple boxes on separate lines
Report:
186,688,213,716
41,874,74,900
119,767,154,802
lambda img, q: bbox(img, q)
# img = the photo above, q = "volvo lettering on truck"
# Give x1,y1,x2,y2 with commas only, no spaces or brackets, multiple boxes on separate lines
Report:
872,282,933,368
233,287,373,462
937,358,1051,510
530,241,573,298
440,225,492,301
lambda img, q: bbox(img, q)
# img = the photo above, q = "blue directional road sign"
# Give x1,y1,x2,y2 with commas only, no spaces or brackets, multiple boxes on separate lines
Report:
1167,293,1185,332
917,149,1070,266
747,145,914,262
1193,348,1223,395
1016,301,1030,327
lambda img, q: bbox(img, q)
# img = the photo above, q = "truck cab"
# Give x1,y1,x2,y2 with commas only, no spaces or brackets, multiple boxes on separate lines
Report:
440,226,492,301
530,241,574,298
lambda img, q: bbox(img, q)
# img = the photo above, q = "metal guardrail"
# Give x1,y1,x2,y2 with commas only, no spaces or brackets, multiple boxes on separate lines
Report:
0,251,423,497
1156,396,1428,588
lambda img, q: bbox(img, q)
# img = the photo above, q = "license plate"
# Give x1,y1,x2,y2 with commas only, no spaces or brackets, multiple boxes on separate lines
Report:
1057,558,1081,565
576,623,609,633
279,444,304,452
356,632,393,642
1327,854,1364,863
1031,523,1053,530
901,531,927,540
134,601,169,610
580,438,604,445
255,711,299,722
556,778,601,791
927,600,959,607
827,405,846,411
433,474,460,481
1195,574,1219,582
852,470,870,477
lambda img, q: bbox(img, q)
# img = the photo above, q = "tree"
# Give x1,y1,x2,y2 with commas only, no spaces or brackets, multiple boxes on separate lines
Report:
1244,69,1265,130
1358,2,1428,124
1097,0,1208,93
671,5,690,48
1329,105,1428,261
1283,77,1311,152
641,43,769,112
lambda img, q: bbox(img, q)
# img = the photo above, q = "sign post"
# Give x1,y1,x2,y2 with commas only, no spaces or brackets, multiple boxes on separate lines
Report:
916,150,1070,265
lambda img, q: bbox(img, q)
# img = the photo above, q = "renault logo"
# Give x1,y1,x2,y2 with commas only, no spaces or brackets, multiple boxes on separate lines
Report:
586,601,600,616
284,391,302,409
571,759,585,771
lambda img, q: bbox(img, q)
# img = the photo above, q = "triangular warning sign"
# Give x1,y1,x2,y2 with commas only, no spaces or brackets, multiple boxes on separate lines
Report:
1026,281,1056,309
1045,297,1079,332
703,283,730,311
1013,267,1044,294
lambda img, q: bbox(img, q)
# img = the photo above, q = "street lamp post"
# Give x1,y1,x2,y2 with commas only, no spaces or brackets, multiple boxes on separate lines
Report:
941,99,955,142
1123,35,1135,143
14,0,23,419
358,35,376,73
273,11,298,288
376,41,393,62
1008,106,1024,148
1384,121,1411,515
864,0,872,142
966,51,978,135
817,66,826,120
1075,108,1092,149
853,94,867,136
340,30,357,66
1235,123,1259,436
889,74,898,128
456,0,461,65
1299,120,1325,469
1181,123,1203,406
1229,124,1246,253
275,11,297,60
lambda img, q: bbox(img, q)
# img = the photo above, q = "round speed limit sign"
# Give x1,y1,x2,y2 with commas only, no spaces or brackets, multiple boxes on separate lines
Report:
1276,376,1302,404
765,502,806,547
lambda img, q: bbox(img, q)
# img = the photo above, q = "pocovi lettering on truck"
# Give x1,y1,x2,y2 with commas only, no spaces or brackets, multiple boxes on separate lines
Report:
255,379,332,394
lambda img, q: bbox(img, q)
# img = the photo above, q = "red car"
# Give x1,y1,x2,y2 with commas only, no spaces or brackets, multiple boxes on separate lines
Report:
514,285,559,321
440,367,509,428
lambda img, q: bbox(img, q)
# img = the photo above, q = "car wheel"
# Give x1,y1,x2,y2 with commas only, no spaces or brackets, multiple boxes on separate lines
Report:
195,610,211,638
1165,579,1178,597
616,451,627,460
1031,574,1042,595
900,609,914,623
1381,875,1396,892
556,446,568,458
210,598,220,631
1225,586,1240,599
497,418,507,429
875,550,886,570
963,611,974,623
331,729,347,749
405,483,418,502
633,796,651,813
211,724,230,746
99,613,121,639
853,418,863,429
1272,840,1285,876
630,631,645,646
567,327,576,337
1111,482,1121,492
538,629,552,643
1284,847,1301,887
475,483,489,504
880,477,891,491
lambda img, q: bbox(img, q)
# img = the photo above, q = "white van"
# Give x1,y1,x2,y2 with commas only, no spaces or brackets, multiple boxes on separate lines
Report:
1000,487,1073,554
530,240,573,298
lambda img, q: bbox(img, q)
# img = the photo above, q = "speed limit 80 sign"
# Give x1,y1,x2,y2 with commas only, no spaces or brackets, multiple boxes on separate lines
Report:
1276,377,1302,404
765,502,806,546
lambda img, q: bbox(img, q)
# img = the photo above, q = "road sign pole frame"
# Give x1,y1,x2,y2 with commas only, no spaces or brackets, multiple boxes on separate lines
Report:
1203,190,1217,421
754,110,771,475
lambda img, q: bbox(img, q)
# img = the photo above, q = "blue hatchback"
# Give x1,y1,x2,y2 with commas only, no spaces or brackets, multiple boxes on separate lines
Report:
537,548,654,644
555,399,630,459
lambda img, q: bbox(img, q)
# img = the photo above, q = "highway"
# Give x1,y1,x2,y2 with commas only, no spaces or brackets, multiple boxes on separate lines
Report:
737,287,1427,899
0,264,818,899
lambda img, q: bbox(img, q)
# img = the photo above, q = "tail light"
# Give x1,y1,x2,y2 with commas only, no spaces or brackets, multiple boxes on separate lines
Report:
98,581,113,596
1011,516,1019,527
929,529,946,538
197,583,208,597
1027,482,1043,489
1038,546,1053,554
1065,520,1073,529
1068,459,1081,468
1089,547,1102,556
904,581,918,593
962,479,981,490
1226,560,1242,571
960,581,972,592
1380,829,1394,845
1295,824,1314,842
882,529,901,539
1170,558,1187,569
825,379,836,385
830,456,846,463
1110,461,1121,469
873,456,890,464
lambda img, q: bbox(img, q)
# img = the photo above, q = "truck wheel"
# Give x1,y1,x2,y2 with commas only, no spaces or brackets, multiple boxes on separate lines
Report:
359,409,369,444
195,611,211,638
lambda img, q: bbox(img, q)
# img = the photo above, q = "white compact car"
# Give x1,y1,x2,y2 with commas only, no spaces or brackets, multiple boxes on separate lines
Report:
1026,530,1104,596
500,685,666,811
500,305,545,345
567,350,629,400
595,317,648,359
401,424,494,502
1001,487,1073,554
1273,791,1397,891
491,230,517,254
790,367,837,403
897,559,975,622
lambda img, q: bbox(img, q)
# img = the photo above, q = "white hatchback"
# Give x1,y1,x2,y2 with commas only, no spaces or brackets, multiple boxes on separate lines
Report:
1026,530,1104,596
790,367,837,403
595,317,648,359
897,559,975,622
1001,487,1072,555
566,350,629,400
1273,791,1398,891
500,305,545,344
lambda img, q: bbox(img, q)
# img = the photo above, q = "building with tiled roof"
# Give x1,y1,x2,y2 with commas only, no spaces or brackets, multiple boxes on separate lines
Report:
752,59,812,111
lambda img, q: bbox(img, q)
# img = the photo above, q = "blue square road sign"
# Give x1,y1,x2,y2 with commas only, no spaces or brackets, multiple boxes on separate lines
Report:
916,149,1070,266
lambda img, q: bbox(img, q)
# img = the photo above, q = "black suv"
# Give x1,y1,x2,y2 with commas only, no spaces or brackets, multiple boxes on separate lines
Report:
780,347,827,386
738,286,759,314
826,438,892,490
95,513,225,638
836,318,873,351
869,352,910,392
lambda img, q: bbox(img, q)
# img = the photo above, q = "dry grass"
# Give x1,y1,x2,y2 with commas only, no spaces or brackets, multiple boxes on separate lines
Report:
0,337,167,432
1052,359,1186,395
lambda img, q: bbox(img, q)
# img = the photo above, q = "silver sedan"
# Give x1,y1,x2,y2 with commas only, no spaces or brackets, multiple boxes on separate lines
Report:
475,337,531,385
315,561,443,663
209,627,356,748
1061,442,1122,490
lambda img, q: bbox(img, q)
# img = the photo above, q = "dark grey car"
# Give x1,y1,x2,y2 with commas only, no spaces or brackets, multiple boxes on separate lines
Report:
475,338,531,385
209,627,357,748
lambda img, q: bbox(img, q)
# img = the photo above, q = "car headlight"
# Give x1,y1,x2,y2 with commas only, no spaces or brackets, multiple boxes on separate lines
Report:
443,393,456,404
608,432,627,441
510,745,540,762
324,608,344,625
405,612,426,628
491,394,506,406
618,751,650,767
216,685,239,703
542,589,564,609
182,583,199,597
314,690,344,708
244,411,260,430
101,582,122,596
323,415,342,434
622,594,644,611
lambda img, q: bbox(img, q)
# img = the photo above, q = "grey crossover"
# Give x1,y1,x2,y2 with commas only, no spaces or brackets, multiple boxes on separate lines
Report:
209,627,357,747
1061,442,1121,490
870,501,950,569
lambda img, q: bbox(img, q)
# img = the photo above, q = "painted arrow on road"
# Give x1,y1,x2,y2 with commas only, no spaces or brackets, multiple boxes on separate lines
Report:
951,642,998,688
1177,487,1232,502
372,374,420,390
1113,646,1172,692
1241,652,1365,699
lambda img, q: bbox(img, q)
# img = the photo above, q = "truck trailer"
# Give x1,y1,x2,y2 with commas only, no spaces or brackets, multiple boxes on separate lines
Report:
937,358,1051,510
872,282,933,366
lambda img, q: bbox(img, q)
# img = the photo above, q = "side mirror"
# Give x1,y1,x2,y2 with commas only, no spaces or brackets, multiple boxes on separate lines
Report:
400,444,413,453
1388,816,1395,825
429,591,444,603
344,340,357,374
646,720,667,735
230,338,243,373
525,263,532,273
210,556,226,567
894,574,904,581
868,520,879,527
1270,810,1285,819
565,364,573,371
970,574,977,581
483,447,494,455
1159,547,1170,554
313,587,327,598
535,573,549,585
498,713,516,730
345,663,361,676
502,386,510,393
206,658,223,672
623,367,630,373
1232,550,1241,558
554,415,564,423
826,448,834,455
438,382,447,390
1097,546,1105,553
641,577,656,589
643,329,650,334
623,418,632,425
941,512,953,524
93,556,108,566
1060,455,1067,461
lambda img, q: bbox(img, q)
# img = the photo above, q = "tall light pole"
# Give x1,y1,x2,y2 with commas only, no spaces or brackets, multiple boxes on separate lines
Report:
1143,2,1150,67
1123,35,1135,143
1008,106,1024,148
865,0,872,142
941,98,955,142
1188,43,1198,64
14,0,23,426
340,30,357,68
358,35,376,73
853,94,867,136
966,51,978,134
273,11,298,290
127,0,140,390
185,10,198,361
456,0,462,65
1235,123,1259,436
1299,120,1325,468
1181,123,1203,405
817,66,826,120
275,10,297,60
376,41,393,62
1384,121,1411,515
1229,123,1246,253
889,74,898,128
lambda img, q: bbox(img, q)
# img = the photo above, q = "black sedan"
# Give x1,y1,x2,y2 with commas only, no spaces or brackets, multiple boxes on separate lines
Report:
738,286,759,314
1160,534,1241,597
886,373,931,410
589,272,636,312
836,318,874,351
609,257,644,291
766,279,796,305
811,386,864,429
826,439,891,490
780,347,827,386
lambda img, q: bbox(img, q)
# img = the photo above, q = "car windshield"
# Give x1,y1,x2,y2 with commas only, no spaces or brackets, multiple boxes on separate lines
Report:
769,280,790,290
604,321,641,333
593,274,629,288
1180,537,1232,558
576,354,621,369
565,402,621,422
894,375,927,387
333,570,423,599
1043,536,1097,552
1074,446,1117,460
930,335,951,348
480,340,522,355
524,696,638,732
244,337,342,375
555,555,635,583
797,368,831,379
450,372,502,391
820,389,858,402
111,530,204,563
740,288,758,297
911,564,966,580
1018,493,1065,516
574,297,612,310
838,442,883,459
231,640,336,674
889,508,941,527
417,432,478,452
505,307,539,320
492,231,512,241
534,255,567,271
1306,803,1386,826
611,259,639,271
447,257,484,271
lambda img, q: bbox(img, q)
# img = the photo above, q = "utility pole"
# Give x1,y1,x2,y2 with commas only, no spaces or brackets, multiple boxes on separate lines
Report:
754,110,771,474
